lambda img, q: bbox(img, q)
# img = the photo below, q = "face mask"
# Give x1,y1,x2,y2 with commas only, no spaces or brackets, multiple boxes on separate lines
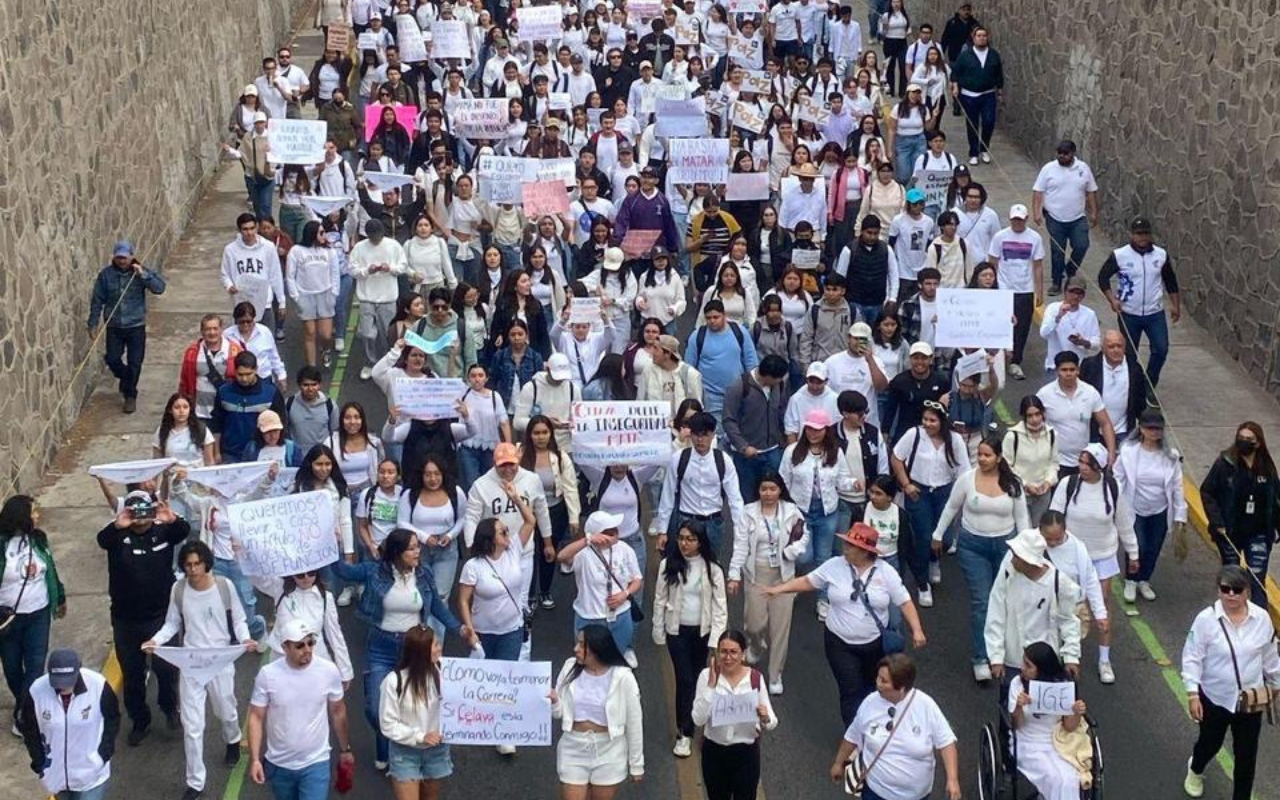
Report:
1237,439,1258,455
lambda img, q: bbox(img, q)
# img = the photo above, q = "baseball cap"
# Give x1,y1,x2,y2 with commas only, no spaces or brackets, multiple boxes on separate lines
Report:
848,322,872,339
47,649,81,692
585,510,624,536
113,240,135,258
242,84,259,97
805,361,828,380
1064,275,1087,293
639,60,654,70
494,442,519,466
618,142,634,153
640,166,659,178
909,341,934,357
1130,216,1153,233
905,188,926,204
278,619,315,644
650,246,671,261
253,111,268,123
1082,442,1109,469
906,83,923,93
804,409,832,429
546,352,572,380
571,53,584,64
657,334,681,354
544,117,562,129
124,490,155,507
257,410,284,433
603,247,625,270
1009,203,1029,220
1138,408,1166,429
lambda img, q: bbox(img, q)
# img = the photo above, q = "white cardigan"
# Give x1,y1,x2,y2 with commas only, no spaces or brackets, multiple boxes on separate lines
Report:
551,660,645,777
1114,441,1187,527
779,444,855,515
378,668,441,747
729,501,808,583
652,558,729,645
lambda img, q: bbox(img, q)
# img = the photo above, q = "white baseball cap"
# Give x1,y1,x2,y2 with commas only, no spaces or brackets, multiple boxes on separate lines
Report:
1009,204,1029,220
546,353,572,381
278,619,315,644
585,510,624,536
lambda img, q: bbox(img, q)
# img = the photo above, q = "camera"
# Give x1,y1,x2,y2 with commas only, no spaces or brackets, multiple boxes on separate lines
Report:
129,501,157,521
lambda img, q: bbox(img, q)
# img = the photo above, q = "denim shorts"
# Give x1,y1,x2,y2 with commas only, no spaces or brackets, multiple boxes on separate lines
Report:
388,740,453,782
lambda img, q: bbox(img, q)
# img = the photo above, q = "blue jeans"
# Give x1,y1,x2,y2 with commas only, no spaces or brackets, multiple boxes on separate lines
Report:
732,449,783,503
456,446,493,494
574,609,635,655
867,0,888,39
0,609,50,722
621,535,648,592
365,627,405,763
448,243,481,286
265,759,330,800
958,92,998,158
479,628,524,661
213,557,266,640
422,543,460,639
103,325,146,399
1120,311,1169,388
956,529,1016,663
836,499,862,540
670,512,725,561
246,176,275,220
801,495,841,600
894,133,926,184
1043,212,1091,286
854,302,885,326
57,785,109,800
902,482,952,589
1132,512,1167,583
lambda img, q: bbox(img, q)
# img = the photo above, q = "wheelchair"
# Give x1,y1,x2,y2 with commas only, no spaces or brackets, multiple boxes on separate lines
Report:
976,694,1105,800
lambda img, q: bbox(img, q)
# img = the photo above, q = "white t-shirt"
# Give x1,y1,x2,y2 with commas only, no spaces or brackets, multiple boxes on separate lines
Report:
355,485,401,546
889,213,935,280
845,689,957,800
890,104,926,138
807,557,908,644
824,352,885,428
571,543,641,619
459,547,525,635
153,425,214,467
987,227,1044,294
250,657,344,770
0,536,49,613
1032,159,1098,223
769,3,800,40
1035,381,1105,467
862,503,901,558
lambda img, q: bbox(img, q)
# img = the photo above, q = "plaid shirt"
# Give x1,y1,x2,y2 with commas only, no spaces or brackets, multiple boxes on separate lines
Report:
899,291,925,343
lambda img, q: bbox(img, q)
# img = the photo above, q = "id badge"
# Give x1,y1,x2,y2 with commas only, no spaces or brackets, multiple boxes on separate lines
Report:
606,608,618,623
1246,497,1256,515
767,543,781,568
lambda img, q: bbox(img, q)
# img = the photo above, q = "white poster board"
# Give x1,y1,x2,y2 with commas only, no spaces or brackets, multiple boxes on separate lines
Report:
519,5,563,40
395,377,467,420
395,15,428,62
571,401,672,466
954,349,989,380
226,491,339,577
439,658,553,746
431,20,471,59
266,119,327,164
668,138,730,184
709,689,760,727
452,98,510,138
725,172,770,201
478,155,539,203
655,98,708,138
917,169,953,209
1027,680,1077,716
569,297,602,324
934,288,1014,350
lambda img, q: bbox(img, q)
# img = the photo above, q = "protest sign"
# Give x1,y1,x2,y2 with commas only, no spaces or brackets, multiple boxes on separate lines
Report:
731,101,766,134
655,98,708,138
519,5,563,40
935,289,1014,350
571,401,671,467
364,104,419,142
431,20,470,59
954,349,990,380
917,169,953,209
794,97,832,126
440,658,553,746
227,491,339,577
406,328,458,355
183,461,275,497
727,0,767,12
266,119,327,164
357,32,379,51
395,15,428,62
362,171,415,193
674,19,699,45
570,297,602,324
88,458,176,485
727,36,762,67
791,249,821,270
669,138,729,184
619,228,661,258
536,157,577,187
742,71,772,95
704,91,727,117
656,83,689,101
1027,680,1077,716
628,0,662,17
301,195,354,216
725,172,770,201
523,180,570,216
152,646,246,683
549,92,572,111
453,98,509,138
326,23,352,53
396,377,467,420
478,155,538,203
710,689,760,727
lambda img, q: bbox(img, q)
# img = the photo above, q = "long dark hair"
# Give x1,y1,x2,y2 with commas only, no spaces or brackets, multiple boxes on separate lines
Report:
336,401,370,457
157,393,209,457
979,436,1023,497
921,404,961,468
381,528,418,571
873,311,903,347
519,414,563,471
662,521,718,586
966,261,999,289
1024,641,1070,683
293,444,349,496
280,572,328,603
564,624,630,686
0,496,39,542
452,281,487,323
297,219,323,248
394,624,441,702
588,354,634,400
791,422,840,467
1231,421,1277,478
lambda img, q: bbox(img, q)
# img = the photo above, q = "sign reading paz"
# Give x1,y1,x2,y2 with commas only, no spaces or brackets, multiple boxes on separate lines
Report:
227,491,339,577
934,288,1014,350
572,401,671,467
439,658,553,746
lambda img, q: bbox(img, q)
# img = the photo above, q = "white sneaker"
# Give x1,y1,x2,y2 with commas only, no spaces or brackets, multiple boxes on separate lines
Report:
980,152,991,163
359,366,373,380
374,759,388,771
1184,758,1204,798
1098,661,1116,684
624,649,638,669
496,744,517,756
10,720,20,738
917,587,934,608
1008,363,1025,380
334,337,345,353
817,599,830,622
929,562,942,585
946,541,957,555
673,736,693,758
337,586,355,607
768,678,784,696
973,662,992,682
1123,580,1138,604
968,156,979,166
1139,581,1157,601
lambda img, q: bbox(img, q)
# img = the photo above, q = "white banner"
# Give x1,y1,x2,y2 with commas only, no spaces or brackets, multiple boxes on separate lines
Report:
1027,680,1076,716
655,98,708,138
726,0,766,12
88,458,176,485
452,98,509,138
406,328,458,355
227,491,339,577
709,689,760,727
300,195,354,216
668,138,729,185
725,172,770,201
954,349,989,380
519,5,563,40
266,119,327,164
431,20,471,59
440,658,553,746
569,297,602,325
395,377,467,420
362,171,415,192
183,461,275,497
395,15,428,62
357,32,379,51
934,289,1014,350
536,157,577,187
152,646,246,682
478,155,538,203
571,401,672,467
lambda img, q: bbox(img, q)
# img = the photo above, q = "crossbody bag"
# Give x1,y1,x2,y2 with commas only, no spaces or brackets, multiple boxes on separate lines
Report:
489,561,533,642
843,689,918,796
0,540,34,635
1218,617,1276,724
852,565,905,655
590,545,645,623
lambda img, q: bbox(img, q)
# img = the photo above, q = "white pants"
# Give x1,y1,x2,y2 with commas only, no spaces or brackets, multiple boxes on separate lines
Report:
1017,739,1083,800
180,668,241,790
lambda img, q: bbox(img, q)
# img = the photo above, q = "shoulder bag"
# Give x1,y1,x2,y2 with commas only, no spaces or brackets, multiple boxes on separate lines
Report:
843,689,918,796
1218,617,1276,724
489,560,533,642
590,544,645,623
853,564,905,654
0,539,33,636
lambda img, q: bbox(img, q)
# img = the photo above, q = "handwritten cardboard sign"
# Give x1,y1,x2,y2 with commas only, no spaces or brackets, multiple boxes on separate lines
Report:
357,32,379,51
569,297,602,324
917,169,953,209
478,155,538,203
396,377,467,420
934,288,1014,350
453,98,509,138
326,23,352,53
572,401,672,466
519,5,563,40
227,491,339,577
395,14,428,62
440,658,553,746
668,138,730,184
709,689,760,727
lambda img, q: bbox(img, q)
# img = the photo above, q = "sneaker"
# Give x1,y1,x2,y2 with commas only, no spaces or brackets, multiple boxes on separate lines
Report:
973,662,992,682
359,366,373,380
337,586,355,607
928,562,942,585
1008,363,1025,381
968,156,979,166
1139,581,1157,601
1183,758,1204,798
123,396,138,414
496,744,517,756
559,562,572,575
181,788,204,800
624,649,638,669
673,735,693,758
335,337,345,353
540,593,556,610
980,152,991,163
946,541,957,555
322,350,333,370
768,678,784,696
127,724,150,746
917,587,934,608
1048,282,1062,297
374,759,388,771
224,742,241,767
817,599,830,622
1123,580,1138,604
274,326,286,342
165,709,181,731
1098,661,1116,684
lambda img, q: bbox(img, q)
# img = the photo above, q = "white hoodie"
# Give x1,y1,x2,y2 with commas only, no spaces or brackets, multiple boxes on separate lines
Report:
220,237,285,321
349,237,408,303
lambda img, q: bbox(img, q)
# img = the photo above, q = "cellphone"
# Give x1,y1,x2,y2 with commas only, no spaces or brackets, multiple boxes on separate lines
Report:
130,502,157,521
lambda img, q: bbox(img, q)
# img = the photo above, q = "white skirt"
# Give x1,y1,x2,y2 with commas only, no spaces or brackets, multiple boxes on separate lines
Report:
1016,738,1084,800
557,729,629,786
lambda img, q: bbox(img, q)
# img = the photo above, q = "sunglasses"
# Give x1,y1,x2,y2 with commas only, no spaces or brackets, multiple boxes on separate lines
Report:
1219,584,1246,595
923,400,945,412
288,638,317,649
294,571,318,580
885,705,898,731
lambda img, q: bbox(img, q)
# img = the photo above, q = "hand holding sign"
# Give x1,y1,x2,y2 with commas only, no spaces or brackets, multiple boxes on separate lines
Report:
1026,680,1078,716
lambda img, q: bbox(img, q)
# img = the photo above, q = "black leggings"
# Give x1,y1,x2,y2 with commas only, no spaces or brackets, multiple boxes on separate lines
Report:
667,625,709,737
883,38,908,95
1190,692,1262,800
535,500,570,595
702,739,760,800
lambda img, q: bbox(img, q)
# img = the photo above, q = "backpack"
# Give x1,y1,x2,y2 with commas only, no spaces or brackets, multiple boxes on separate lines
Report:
274,586,336,656
932,238,969,281
286,395,336,437
461,387,498,417
174,576,237,646
673,447,728,515
401,485,460,524
1063,471,1120,517
1010,428,1055,463
693,322,746,370
531,376,577,414
751,320,793,358
591,469,641,515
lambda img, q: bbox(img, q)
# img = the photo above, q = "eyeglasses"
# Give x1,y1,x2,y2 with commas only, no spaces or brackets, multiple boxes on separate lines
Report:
717,649,742,658
430,303,449,310
1219,584,1246,595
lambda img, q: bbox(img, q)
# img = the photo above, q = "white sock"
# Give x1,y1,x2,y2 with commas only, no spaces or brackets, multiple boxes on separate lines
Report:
1098,646,1111,663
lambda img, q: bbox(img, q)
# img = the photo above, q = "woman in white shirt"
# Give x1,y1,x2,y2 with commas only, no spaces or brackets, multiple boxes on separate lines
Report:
1181,565,1280,800
559,511,645,662
829,653,960,800
767,523,925,728
356,459,402,559
909,46,950,128
636,252,687,334
329,401,384,503
404,216,457,296
457,487,535,669
550,624,645,796
581,252,638,352
727,473,807,695
589,465,660,584
286,222,342,368
1002,396,1060,528
1114,408,1186,605
652,521,729,759
153,394,216,521
379,625,453,789
697,261,757,329
519,416,582,610
931,436,1030,681
764,267,811,333
293,445,357,605
1050,443,1138,685
888,88,929,185
456,364,511,492
397,457,467,613
226,301,288,389
444,174,483,285
1009,642,1090,800
691,630,779,799
249,569,354,687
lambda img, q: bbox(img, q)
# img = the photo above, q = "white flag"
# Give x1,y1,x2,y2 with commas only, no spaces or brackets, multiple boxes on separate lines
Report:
300,195,354,216
88,458,176,485
152,646,246,682
363,171,415,192
183,461,274,497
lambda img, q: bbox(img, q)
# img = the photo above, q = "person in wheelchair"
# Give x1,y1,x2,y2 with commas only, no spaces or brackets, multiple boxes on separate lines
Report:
1009,642,1091,800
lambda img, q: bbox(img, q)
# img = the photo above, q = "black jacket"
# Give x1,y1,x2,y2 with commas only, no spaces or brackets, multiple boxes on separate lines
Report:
745,226,794,290
939,14,980,62
1080,353,1145,440
1201,452,1280,545
595,64,636,108
949,45,1003,94
96,519,191,621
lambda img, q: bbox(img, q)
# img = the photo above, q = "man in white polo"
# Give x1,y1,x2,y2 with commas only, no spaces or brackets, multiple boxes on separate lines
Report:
1034,350,1116,479
1031,139,1098,296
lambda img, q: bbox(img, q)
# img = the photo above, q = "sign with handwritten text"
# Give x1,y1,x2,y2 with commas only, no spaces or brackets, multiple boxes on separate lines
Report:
440,658,553,746
326,23,352,53
668,138,730,184
430,20,470,60
934,288,1014,350
395,377,467,420
453,98,509,138
570,297,602,325
523,180,571,217
1027,680,1076,716
572,401,672,466
709,689,760,727
227,491,339,577
266,119,327,164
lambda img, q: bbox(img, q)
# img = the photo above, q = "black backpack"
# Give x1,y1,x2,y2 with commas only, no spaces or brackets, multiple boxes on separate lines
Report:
692,322,746,370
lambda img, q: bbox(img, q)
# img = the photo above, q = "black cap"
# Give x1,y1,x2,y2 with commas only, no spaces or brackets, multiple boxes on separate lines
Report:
640,166,658,177
1130,216,1153,233
1138,408,1165,429
47,649,81,692
650,246,671,260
